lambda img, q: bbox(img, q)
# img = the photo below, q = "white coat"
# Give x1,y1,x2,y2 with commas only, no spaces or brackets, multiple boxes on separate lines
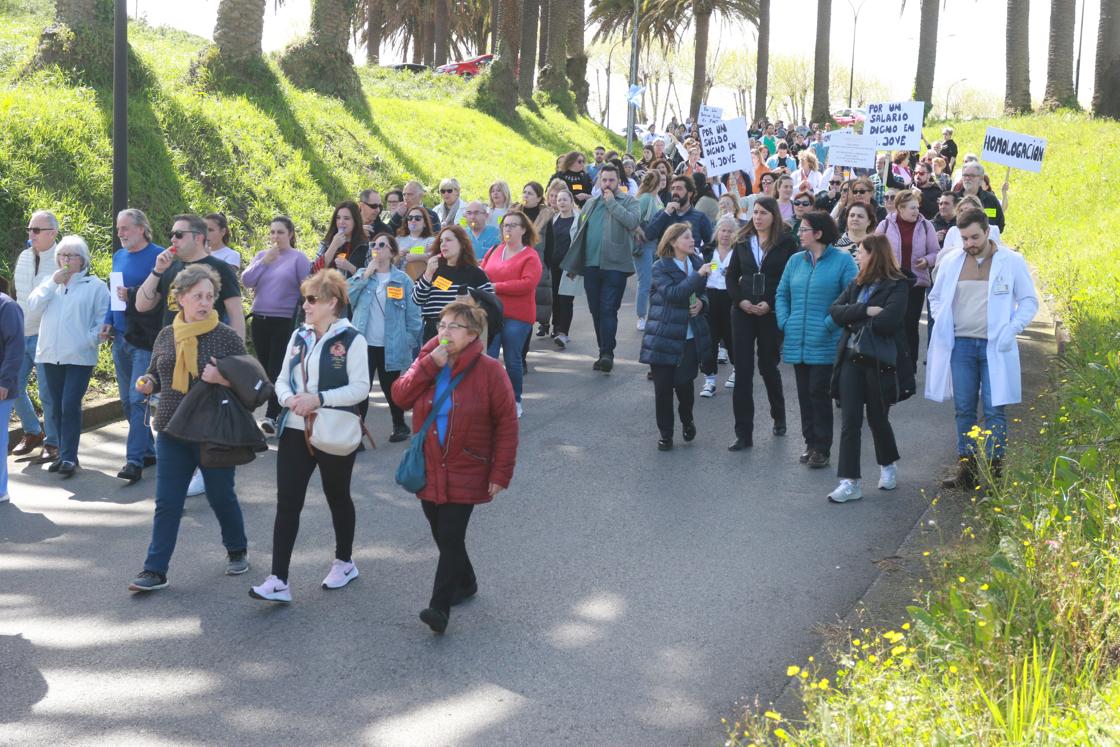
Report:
28,269,109,367
925,244,1039,407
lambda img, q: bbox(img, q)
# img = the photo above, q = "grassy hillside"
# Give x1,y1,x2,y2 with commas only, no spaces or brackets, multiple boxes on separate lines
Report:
0,1,619,274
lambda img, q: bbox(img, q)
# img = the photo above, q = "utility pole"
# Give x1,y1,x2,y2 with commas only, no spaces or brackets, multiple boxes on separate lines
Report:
625,0,640,154
112,0,128,250
846,0,866,108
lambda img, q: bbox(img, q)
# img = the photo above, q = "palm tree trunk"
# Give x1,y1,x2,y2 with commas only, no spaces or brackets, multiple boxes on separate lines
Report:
310,0,349,44
566,0,589,114
911,0,938,115
1094,0,1120,117
539,0,568,102
433,0,450,66
490,0,499,54
55,0,101,27
689,4,712,118
810,0,831,124
214,0,267,62
422,7,435,67
538,0,550,68
754,0,770,122
484,0,521,113
1005,0,1031,113
519,0,540,100
365,0,382,64
1043,0,1077,108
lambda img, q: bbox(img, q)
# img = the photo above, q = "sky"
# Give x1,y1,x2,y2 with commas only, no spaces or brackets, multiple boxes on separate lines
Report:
132,0,1101,127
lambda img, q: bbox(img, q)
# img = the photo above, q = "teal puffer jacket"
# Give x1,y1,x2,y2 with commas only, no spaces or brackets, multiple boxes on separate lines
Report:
775,246,858,365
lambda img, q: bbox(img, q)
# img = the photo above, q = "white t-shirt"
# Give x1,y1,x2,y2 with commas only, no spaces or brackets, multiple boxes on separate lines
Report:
706,247,733,291
210,246,241,268
363,272,392,347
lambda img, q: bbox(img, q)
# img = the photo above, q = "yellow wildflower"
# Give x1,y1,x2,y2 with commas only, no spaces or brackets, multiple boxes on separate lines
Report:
786,665,800,677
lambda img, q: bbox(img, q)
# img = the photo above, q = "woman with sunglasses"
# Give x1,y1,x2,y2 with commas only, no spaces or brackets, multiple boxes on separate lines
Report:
413,224,494,343
241,216,312,436
479,211,542,419
551,151,593,205
789,189,816,246
838,177,887,228
312,201,368,278
742,171,777,215
397,206,436,281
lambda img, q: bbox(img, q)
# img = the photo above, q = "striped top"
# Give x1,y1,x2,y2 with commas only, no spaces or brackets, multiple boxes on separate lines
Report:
412,263,494,320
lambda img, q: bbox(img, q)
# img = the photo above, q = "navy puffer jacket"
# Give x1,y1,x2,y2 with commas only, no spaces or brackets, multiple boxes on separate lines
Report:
639,254,712,366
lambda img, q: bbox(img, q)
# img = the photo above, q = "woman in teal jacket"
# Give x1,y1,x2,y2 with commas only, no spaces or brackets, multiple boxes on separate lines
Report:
349,233,422,442
776,211,857,469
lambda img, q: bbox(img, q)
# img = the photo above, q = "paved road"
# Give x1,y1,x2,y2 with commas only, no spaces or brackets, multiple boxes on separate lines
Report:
0,284,955,746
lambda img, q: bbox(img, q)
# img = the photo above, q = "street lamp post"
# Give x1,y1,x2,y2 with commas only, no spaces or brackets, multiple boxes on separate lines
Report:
846,0,867,108
625,0,640,155
112,0,128,251
945,77,966,118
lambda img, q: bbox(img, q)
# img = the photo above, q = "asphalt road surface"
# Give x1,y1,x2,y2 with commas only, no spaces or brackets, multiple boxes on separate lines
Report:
0,285,957,746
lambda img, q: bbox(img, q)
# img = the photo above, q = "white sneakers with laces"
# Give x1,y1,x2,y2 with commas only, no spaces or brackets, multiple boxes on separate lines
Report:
700,380,716,398
724,370,736,389
878,463,898,490
186,468,205,497
322,559,359,590
637,318,646,331
250,575,292,602
828,479,863,504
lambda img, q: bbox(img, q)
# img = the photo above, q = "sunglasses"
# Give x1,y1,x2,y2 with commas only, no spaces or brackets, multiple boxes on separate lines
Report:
363,202,382,210
26,227,56,234
304,295,324,305
793,200,812,207
440,188,456,194
851,189,869,195
170,230,202,239
407,215,425,222
829,180,842,185
372,241,392,249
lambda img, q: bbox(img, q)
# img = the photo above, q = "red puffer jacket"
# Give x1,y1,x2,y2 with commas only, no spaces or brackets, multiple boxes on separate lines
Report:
391,337,519,504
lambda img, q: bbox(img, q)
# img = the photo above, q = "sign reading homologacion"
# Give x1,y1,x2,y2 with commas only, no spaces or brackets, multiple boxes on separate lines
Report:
981,126,1047,173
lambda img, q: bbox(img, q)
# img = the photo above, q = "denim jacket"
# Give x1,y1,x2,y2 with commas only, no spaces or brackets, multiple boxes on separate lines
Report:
348,267,422,371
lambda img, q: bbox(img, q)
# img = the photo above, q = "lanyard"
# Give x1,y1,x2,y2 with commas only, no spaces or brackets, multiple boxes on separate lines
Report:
750,236,763,268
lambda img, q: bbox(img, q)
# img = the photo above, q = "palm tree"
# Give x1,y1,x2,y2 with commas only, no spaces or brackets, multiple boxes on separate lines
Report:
519,0,540,99
809,0,831,124
213,0,267,62
362,0,382,64
538,0,551,65
1042,0,1077,109
567,0,590,114
539,0,569,103
754,0,770,122
278,0,361,99
910,0,938,115
1094,0,1120,118
479,0,521,113
434,0,450,66
1004,0,1031,113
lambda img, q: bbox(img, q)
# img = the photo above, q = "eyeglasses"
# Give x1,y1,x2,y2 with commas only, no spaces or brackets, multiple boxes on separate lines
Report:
436,321,469,332
796,226,815,234
829,180,842,185
792,200,812,207
57,253,81,259
26,227,55,234
170,230,202,239
363,202,382,210
304,295,323,304
407,215,425,222
962,173,979,179
440,188,456,194
851,189,869,195
372,241,391,249
503,222,524,229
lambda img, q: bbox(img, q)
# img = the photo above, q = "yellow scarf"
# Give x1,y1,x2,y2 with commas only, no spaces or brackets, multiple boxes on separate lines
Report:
171,310,219,393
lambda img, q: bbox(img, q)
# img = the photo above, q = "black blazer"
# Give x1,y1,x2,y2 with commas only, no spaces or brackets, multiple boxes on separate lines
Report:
726,231,797,308
828,277,915,404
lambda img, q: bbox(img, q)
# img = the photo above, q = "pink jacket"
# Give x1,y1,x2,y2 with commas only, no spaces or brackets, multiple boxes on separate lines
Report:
875,214,939,288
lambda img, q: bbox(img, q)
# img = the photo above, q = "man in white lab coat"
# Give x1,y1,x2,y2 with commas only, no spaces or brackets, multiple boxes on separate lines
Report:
926,208,1038,488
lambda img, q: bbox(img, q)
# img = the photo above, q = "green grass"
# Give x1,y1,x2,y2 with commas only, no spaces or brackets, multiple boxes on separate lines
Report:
727,112,1120,745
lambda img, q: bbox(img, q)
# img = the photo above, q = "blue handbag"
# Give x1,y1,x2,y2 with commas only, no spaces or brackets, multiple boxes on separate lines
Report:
395,359,478,493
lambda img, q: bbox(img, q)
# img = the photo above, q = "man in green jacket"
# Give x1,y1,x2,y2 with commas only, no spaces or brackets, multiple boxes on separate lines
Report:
560,164,640,372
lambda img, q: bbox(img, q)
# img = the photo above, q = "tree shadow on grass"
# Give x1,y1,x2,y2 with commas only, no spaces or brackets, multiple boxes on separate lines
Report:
342,94,433,186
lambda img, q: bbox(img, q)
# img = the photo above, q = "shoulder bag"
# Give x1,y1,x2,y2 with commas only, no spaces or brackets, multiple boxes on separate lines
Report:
395,358,479,493
298,345,376,456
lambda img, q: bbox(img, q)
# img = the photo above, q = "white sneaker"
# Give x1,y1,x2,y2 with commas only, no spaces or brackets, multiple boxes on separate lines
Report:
718,346,729,364
828,479,863,504
186,468,206,496
724,370,736,389
250,575,292,603
700,381,716,398
322,559,359,590
637,318,646,331
516,402,523,418
554,334,569,349
878,463,898,490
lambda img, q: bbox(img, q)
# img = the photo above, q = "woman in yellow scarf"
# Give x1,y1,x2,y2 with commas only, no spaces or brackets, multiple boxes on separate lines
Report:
128,263,250,593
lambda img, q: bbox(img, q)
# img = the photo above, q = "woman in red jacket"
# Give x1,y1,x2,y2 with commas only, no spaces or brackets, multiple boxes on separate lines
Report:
479,209,542,419
391,299,519,634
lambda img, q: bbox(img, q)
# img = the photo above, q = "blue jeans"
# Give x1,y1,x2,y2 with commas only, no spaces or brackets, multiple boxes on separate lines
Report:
487,318,531,402
14,335,57,445
0,399,12,494
112,338,155,466
144,433,247,575
950,337,1007,458
635,241,656,319
41,363,92,464
582,267,629,357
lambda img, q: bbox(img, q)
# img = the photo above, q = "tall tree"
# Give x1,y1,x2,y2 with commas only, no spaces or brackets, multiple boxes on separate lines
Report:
754,0,770,122
539,0,551,67
480,0,522,113
490,0,499,53
213,0,267,62
364,0,382,64
434,0,450,66
1042,0,1077,108
278,0,361,99
688,1,715,117
519,0,540,100
539,0,569,103
809,0,831,124
1004,0,1031,113
567,0,589,114
910,0,938,115
1094,0,1120,118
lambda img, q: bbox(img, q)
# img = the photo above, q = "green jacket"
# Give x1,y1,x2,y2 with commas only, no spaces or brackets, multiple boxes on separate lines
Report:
560,192,640,276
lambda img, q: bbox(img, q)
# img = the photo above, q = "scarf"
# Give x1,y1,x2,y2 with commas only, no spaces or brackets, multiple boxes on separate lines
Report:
171,310,219,393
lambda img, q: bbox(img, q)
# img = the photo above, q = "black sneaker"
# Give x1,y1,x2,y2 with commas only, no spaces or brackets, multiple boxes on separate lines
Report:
598,355,614,373
57,461,77,478
536,325,550,337
682,422,696,442
657,437,673,451
773,419,787,437
225,550,250,576
807,450,830,469
419,607,449,634
117,463,142,484
128,570,168,592
389,425,411,443
592,357,603,371
728,437,752,451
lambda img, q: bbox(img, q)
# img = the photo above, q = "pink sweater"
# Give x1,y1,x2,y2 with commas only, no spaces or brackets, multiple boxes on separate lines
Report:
480,244,543,324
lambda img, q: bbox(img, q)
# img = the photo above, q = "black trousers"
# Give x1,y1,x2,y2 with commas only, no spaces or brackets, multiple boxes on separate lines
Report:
731,310,786,439
421,500,475,614
271,428,357,582
251,314,293,420
701,289,734,375
794,363,834,455
904,284,926,367
651,339,699,439
550,263,574,335
837,358,900,479
358,346,405,428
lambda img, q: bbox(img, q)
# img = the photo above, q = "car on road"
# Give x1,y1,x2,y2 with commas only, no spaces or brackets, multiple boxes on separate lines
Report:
832,107,867,126
436,54,495,78
387,63,430,74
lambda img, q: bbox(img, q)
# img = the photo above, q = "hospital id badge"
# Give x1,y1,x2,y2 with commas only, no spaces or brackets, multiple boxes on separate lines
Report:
993,283,1009,295
751,272,766,297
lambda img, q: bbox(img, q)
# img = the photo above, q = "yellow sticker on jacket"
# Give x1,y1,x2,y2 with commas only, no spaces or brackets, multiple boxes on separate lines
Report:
386,285,404,300
572,183,583,191
433,276,454,291
984,207,997,218
410,245,426,255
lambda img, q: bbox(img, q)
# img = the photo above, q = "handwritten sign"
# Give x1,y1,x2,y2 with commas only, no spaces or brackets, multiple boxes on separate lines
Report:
826,133,879,169
981,126,1047,173
698,105,724,128
865,100,925,150
700,117,749,178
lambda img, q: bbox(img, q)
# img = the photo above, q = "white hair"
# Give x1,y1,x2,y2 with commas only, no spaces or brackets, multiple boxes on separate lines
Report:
31,210,59,230
56,235,91,271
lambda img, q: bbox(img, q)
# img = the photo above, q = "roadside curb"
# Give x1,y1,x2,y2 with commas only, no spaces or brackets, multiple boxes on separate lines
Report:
7,397,122,446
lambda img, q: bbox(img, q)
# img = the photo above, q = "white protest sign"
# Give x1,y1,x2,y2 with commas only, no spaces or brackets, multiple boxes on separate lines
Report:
698,105,724,128
865,100,925,150
826,133,879,169
700,117,749,177
109,272,126,311
981,126,1047,173
821,126,852,146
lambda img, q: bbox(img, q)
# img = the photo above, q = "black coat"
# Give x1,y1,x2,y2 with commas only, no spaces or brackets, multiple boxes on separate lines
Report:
639,254,712,367
828,277,915,405
726,231,797,308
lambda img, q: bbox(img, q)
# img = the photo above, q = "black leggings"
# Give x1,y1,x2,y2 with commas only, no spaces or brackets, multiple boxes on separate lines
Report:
251,314,293,420
837,357,900,480
550,263,574,335
701,289,734,375
271,428,357,582
422,500,475,614
651,339,699,439
358,346,405,428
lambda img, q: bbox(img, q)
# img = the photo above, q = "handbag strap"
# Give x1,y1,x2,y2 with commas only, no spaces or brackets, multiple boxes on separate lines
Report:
413,355,480,444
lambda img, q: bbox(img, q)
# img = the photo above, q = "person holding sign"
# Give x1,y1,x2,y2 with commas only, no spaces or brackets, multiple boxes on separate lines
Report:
397,207,437,281
413,225,494,344
926,209,1038,488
